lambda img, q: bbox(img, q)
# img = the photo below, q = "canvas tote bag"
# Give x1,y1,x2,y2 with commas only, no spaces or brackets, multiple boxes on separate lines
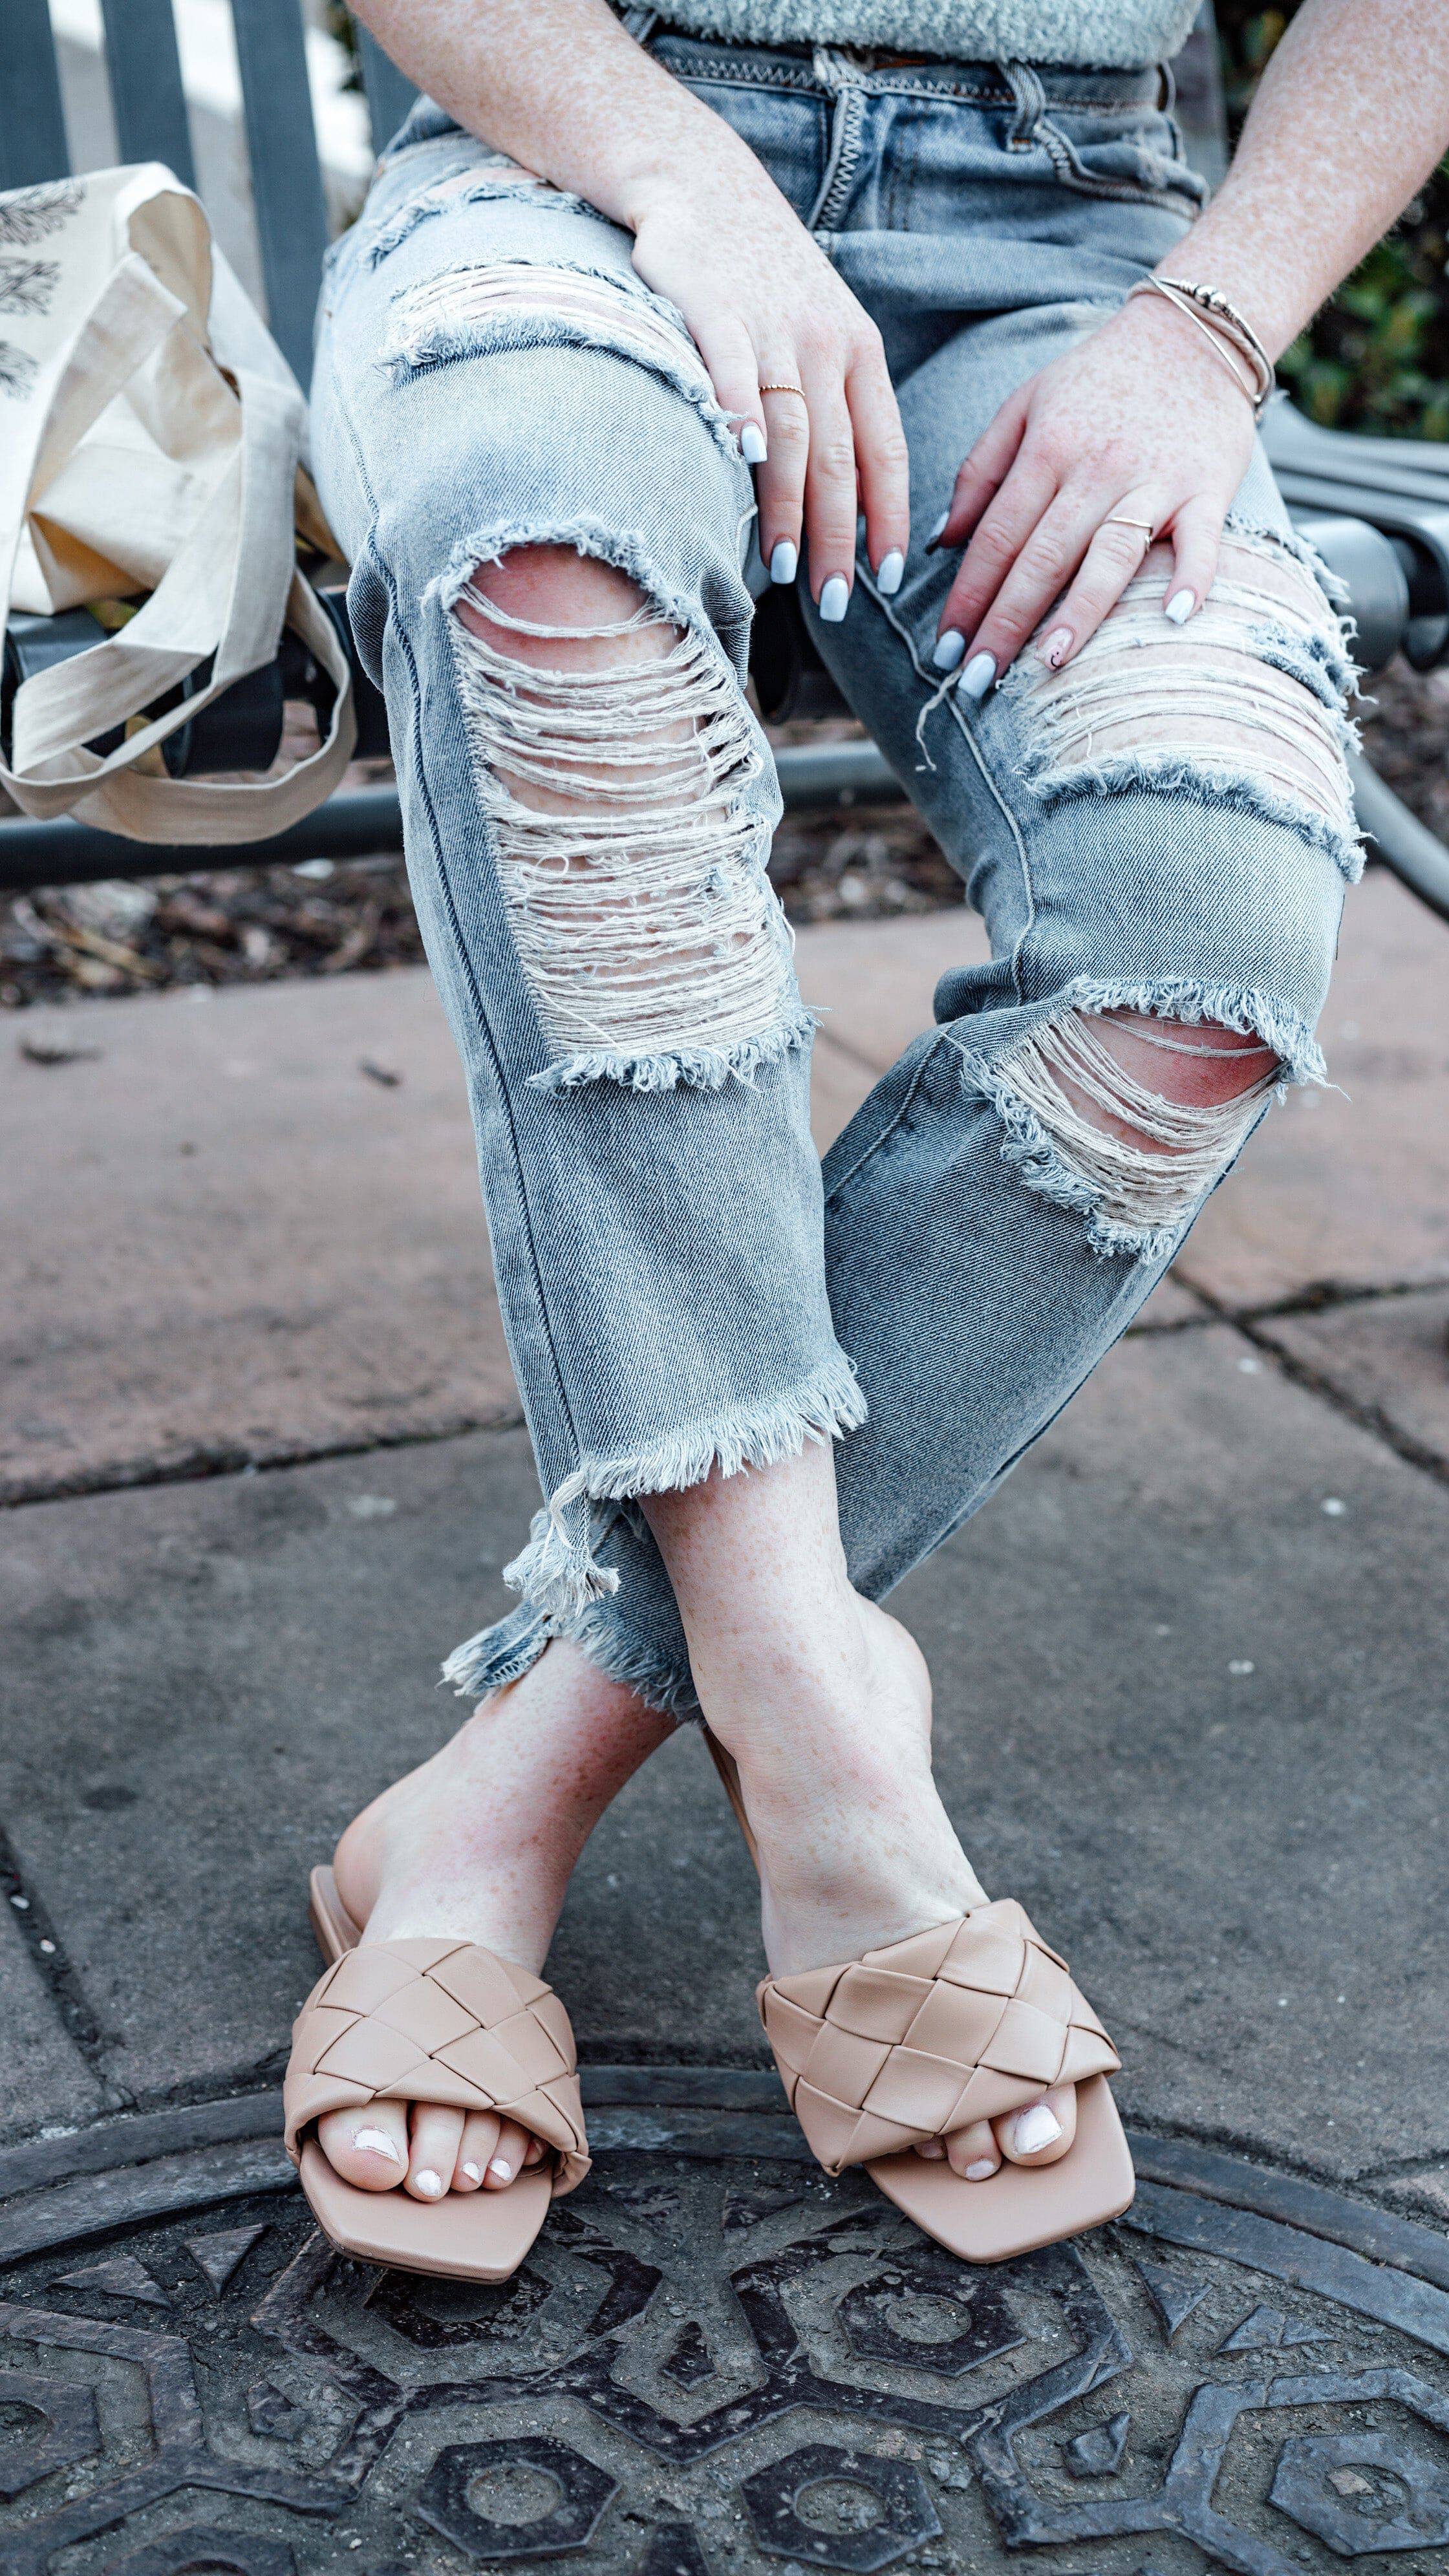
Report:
0,164,356,841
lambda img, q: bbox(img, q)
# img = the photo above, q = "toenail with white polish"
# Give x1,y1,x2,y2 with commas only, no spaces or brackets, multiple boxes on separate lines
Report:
413,2169,445,2197
461,2162,482,2183
965,2158,998,2180
352,2127,402,2163
1012,2103,1063,2154
489,2158,513,2181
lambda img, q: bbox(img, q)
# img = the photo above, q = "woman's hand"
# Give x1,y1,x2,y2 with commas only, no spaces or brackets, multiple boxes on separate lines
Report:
929,292,1259,696
628,164,911,615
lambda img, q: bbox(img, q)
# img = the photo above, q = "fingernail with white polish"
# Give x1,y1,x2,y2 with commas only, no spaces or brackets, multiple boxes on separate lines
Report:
489,2158,513,2182
932,627,965,672
413,2169,445,2198
1164,587,1196,625
877,548,905,596
769,538,798,586
353,2127,402,2163
1038,625,1072,669
461,2162,482,2184
1012,2102,1063,2154
927,510,949,546
965,2158,998,2181
958,650,997,701
819,574,850,623
740,422,767,466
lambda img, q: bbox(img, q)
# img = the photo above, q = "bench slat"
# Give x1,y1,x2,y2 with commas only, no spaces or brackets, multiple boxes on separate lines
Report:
354,23,417,160
228,0,330,387
98,0,196,188
0,0,70,189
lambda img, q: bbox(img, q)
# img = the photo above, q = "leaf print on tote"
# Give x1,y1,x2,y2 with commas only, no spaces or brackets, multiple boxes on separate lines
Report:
0,341,39,398
0,178,84,248
0,258,59,317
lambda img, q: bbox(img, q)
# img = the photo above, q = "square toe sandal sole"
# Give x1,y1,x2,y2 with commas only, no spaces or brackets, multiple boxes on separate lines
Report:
299,2141,554,2282
864,2074,1133,2262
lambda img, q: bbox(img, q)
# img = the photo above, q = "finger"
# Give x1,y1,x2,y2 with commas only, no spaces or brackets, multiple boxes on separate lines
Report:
1032,492,1166,667
405,2105,465,2201
755,380,810,585
1161,493,1224,626
928,381,1032,554
954,487,1103,683
690,311,766,468
933,458,1059,670
483,2118,533,2189
455,2109,502,2191
993,2083,1079,2169
844,325,910,594
944,2119,1001,2180
799,358,859,622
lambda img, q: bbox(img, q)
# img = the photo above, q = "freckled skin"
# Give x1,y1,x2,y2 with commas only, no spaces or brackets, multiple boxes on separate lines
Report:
312,0,1449,2205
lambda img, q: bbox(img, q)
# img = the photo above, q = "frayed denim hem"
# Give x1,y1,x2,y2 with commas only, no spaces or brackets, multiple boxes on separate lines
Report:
441,1594,702,1725
447,1346,867,1641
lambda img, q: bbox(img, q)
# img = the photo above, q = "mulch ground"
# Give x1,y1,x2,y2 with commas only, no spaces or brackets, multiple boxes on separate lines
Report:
3,660,1444,1010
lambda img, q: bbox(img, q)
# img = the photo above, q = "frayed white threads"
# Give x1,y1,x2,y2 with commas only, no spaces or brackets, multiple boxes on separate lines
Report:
996,1011,1276,1233
1020,534,1357,839
451,581,797,1080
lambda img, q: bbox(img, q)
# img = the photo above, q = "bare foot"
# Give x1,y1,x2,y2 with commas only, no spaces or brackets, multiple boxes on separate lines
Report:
711,1594,1079,2182
312,1642,671,2202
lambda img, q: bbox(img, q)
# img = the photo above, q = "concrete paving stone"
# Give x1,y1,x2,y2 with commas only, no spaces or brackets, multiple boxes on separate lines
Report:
898,1320,1449,2183
0,1901,105,2147
0,1428,764,2106
1,971,519,1506
1178,869,1449,1309
795,907,991,1077
1,1327,1444,2181
1254,1287,1449,1470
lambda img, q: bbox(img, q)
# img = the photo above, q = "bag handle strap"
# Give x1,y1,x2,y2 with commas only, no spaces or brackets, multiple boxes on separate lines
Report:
2,246,356,839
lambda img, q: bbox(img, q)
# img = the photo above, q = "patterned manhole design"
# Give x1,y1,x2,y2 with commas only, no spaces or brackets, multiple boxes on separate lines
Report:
3,2135,1449,2575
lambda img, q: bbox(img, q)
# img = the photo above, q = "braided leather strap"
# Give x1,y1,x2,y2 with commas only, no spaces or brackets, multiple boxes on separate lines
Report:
758,1900,1119,2175
284,1937,589,2193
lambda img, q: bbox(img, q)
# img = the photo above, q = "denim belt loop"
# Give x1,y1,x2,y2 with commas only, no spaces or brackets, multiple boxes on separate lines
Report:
808,47,869,233
1001,61,1047,150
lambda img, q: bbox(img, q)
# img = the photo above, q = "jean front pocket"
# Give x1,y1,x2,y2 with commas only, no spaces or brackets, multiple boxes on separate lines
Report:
1035,107,1210,211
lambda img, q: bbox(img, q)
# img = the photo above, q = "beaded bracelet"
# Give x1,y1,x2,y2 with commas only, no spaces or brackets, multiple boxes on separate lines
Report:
1126,274,1275,420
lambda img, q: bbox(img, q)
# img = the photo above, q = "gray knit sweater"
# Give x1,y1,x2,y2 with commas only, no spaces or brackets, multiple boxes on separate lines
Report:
656,0,1201,67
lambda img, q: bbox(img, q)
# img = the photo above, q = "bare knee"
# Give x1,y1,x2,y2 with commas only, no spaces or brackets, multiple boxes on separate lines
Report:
998,1006,1280,1240
458,546,661,678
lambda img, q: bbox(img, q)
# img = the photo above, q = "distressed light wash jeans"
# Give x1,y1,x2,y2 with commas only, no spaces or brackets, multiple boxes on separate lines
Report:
309,31,1359,1721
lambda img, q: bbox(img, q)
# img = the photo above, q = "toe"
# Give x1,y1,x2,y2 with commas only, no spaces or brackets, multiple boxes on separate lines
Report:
913,2137,947,2160
316,2099,409,2191
483,2118,533,2188
455,2111,502,2191
943,2118,1001,2180
405,2105,465,2200
993,2083,1077,2168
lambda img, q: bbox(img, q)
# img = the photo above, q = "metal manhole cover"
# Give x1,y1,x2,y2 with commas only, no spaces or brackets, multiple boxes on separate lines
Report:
3,2096,1449,2576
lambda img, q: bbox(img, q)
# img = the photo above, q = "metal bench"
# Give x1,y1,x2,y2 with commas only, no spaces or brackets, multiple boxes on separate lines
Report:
3,0,1448,917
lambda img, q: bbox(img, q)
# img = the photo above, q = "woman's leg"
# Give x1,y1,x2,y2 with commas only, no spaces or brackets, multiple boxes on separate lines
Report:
305,127,857,2196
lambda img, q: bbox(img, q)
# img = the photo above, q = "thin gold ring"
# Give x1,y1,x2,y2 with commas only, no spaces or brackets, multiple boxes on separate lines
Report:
1103,512,1156,537
759,381,806,398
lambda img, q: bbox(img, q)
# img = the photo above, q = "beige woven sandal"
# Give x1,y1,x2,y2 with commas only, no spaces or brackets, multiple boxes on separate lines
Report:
704,1734,1133,2262
283,1867,590,2281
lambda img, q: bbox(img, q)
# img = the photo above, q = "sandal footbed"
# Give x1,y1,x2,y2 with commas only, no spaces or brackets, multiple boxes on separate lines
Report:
866,2071,1133,2262
299,2140,553,2281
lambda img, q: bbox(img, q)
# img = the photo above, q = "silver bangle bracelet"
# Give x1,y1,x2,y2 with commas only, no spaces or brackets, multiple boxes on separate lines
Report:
1126,274,1275,420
